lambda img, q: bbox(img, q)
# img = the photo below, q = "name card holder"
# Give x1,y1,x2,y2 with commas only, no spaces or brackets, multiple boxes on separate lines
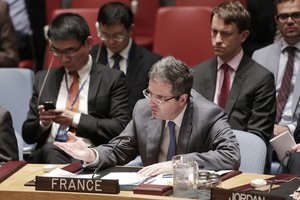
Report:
211,187,285,200
35,176,120,194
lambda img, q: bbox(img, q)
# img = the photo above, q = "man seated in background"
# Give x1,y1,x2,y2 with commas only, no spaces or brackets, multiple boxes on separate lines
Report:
55,56,240,176
0,0,19,67
193,1,276,145
0,107,18,162
22,13,131,164
90,2,162,113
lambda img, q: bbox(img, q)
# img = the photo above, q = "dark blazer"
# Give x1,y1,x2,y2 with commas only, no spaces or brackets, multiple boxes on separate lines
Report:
22,62,131,149
90,41,162,112
94,90,240,171
193,55,276,144
0,108,18,161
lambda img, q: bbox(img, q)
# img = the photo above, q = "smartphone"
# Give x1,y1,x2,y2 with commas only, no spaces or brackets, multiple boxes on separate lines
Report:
43,101,56,111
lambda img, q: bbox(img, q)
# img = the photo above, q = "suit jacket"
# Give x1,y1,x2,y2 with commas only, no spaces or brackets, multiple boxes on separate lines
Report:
0,108,18,161
252,40,300,129
90,41,162,112
193,55,276,144
0,0,19,67
22,62,131,149
94,90,241,171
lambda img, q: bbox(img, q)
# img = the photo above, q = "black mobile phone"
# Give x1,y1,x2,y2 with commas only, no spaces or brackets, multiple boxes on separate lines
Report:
43,101,56,111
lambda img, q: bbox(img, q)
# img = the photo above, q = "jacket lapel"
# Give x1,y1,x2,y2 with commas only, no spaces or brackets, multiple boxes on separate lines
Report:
87,62,103,110
145,117,164,164
225,55,249,115
177,99,193,154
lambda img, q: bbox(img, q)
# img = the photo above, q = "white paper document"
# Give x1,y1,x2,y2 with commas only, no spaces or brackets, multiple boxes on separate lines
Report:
101,172,149,185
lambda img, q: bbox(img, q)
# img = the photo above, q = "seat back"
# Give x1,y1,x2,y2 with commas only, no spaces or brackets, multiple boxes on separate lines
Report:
44,8,99,69
0,68,35,160
152,6,213,67
71,0,131,8
233,129,267,174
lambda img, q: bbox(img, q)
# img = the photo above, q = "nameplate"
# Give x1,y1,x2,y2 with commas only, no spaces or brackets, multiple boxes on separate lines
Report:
35,176,120,194
211,187,285,200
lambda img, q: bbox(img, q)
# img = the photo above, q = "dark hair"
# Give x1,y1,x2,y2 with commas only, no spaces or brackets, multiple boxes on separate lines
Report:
149,56,194,98
273,0,295,15
211,1,250,33
98,2,134,30
47,13,90,42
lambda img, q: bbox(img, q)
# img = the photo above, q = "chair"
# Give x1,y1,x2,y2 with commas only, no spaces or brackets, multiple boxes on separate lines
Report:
71,0,131,8
176,0,247,8
132,0,160,49
233,129,267,174
152,6,213,67
44,8,99,68
0,68,35,160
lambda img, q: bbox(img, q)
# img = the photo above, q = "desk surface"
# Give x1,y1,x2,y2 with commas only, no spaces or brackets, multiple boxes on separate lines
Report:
0,164,273,200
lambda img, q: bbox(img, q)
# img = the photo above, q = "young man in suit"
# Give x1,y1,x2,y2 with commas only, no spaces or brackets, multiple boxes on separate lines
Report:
0,107,18,162
252,0,300,138
90,2,162,113
54,56,240,176
22,13,131,164
193,1,276,145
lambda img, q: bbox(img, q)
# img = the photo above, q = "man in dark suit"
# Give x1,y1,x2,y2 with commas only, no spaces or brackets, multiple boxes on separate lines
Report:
286,117,300,175
193,1,276,145
22,13,131,164
90,2,162,112
0,107,18,162
55,56,240,176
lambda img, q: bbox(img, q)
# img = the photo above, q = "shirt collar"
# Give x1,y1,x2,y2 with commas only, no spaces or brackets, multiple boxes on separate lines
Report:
281,38,300,52
217,49,243,72
107,38,132,60
65,55,92,80
166,104,187,128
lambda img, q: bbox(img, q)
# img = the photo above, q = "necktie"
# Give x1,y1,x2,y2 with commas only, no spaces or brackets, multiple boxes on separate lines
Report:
56,71,79,141
67,71,80,112
218,63,230,109
112,53,122,70
166,121,176,161
276,47,296,123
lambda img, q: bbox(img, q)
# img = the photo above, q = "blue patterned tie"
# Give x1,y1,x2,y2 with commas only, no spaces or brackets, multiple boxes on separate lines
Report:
112,53,122,70
167,121,176,161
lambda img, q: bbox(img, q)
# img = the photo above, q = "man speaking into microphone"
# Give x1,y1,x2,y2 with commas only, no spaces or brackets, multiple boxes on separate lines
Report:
55,56,241,176
22,13,131,164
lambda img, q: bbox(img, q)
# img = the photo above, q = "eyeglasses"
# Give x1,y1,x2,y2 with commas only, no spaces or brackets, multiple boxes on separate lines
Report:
143,89,177,104
50,40,85,57
99,33,126,42
277,12,300,23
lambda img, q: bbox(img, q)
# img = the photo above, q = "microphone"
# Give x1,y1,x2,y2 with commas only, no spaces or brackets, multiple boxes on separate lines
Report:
268,151,292,193
37,53,54,106
91,136,132,179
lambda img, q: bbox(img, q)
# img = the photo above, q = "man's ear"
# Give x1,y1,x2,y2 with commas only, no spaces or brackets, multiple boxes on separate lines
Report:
95,22,100,38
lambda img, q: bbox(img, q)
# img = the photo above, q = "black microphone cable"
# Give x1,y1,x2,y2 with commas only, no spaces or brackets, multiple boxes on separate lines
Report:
268,151,291,193
92,136,131,179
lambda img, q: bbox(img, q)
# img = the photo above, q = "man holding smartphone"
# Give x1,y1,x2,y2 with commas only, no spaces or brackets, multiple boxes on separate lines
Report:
22,13,131,164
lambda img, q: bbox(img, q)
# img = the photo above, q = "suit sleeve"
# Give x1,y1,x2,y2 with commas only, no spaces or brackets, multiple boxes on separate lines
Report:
0,109,19,161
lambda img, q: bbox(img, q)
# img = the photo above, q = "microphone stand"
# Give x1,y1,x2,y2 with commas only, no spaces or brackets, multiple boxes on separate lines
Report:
268,151,291,193
91,136,130,179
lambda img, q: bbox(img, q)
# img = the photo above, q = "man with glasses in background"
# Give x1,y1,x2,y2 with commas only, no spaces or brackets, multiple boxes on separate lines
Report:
22,13,131,164
54,56,240,176
91,2,162,113
253,0,300,175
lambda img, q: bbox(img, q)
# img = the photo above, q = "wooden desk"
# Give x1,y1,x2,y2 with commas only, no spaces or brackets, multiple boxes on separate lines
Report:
0,164,273,200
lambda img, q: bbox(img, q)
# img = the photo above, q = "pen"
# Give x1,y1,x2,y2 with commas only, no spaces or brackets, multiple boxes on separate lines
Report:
163,173,172,178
